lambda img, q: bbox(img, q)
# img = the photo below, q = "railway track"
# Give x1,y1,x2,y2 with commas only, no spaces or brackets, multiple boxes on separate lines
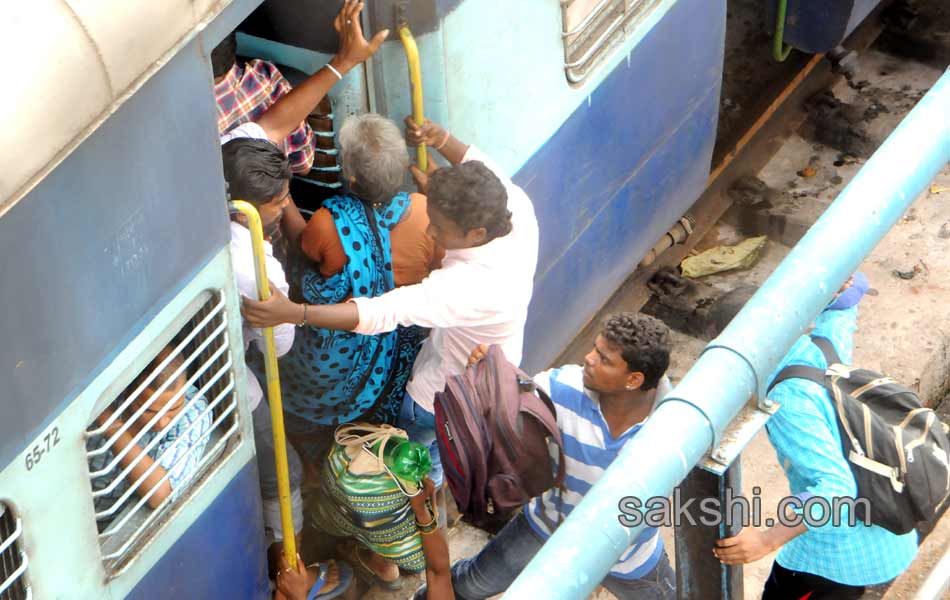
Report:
554,0,903,368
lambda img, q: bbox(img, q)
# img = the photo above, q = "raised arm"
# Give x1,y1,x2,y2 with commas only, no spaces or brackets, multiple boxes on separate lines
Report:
256,1,388,144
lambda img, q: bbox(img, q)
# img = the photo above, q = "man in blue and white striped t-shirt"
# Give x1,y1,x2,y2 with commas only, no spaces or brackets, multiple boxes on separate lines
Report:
417,313,676,600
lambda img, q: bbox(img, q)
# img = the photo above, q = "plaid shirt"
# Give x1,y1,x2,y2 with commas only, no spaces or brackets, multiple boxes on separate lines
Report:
215,60,315,174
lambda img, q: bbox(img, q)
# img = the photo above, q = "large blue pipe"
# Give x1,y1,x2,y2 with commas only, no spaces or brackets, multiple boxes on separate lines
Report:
504,68,950,599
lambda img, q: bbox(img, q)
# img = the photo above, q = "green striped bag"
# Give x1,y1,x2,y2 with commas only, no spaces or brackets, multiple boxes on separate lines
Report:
310,424,425,572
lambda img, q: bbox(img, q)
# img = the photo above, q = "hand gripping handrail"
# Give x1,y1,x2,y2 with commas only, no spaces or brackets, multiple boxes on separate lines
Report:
229,200,298,570
397,6,427,172
504,68,950,599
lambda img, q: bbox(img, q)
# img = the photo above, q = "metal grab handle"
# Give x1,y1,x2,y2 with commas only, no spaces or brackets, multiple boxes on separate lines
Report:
397,10,427,171
773,0,793,61
229,200,298,570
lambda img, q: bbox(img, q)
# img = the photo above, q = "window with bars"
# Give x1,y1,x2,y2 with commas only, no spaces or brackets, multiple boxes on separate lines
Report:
561,0,661,85
85,289,241,573
0,503,30,600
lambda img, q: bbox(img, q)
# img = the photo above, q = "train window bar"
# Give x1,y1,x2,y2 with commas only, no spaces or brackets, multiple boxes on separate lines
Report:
87,329,228,478
91,366,233,517
0,503,31,600
87,297,227,446
561,0,660,85
84,289,241,573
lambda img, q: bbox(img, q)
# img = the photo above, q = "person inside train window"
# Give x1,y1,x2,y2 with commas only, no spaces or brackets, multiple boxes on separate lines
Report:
87,345,213,530
211,32,316,175
222,138,354,598
411,314,677,600
240,115,540,537
712,274,918,600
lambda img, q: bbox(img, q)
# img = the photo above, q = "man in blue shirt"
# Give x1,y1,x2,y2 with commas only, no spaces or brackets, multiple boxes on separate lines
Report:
414,312,676,600
714,274,917,599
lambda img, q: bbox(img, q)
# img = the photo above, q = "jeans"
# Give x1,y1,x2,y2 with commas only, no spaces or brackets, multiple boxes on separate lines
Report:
397,392,444,488
762,562,866,600
252,400,305,541
413,512,676,600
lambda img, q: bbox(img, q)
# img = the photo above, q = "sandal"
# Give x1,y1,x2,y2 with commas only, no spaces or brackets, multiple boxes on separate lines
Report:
343,543,403,591
307,560,353,600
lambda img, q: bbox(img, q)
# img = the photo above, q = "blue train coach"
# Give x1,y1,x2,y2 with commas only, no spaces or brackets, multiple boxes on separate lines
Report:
768,0,886,54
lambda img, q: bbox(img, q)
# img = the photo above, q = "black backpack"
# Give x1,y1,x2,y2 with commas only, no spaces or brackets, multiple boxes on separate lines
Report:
768,336,950,534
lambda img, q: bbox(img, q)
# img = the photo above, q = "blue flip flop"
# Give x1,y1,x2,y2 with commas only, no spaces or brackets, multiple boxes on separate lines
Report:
306,560,353,600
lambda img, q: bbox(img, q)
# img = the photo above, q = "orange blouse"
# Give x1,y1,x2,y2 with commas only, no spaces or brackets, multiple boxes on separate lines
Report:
299,193,443,287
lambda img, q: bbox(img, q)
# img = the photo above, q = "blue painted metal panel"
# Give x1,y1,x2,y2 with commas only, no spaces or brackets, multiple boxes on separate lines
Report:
0,38,229,468
203,0,266,47
127,461,270,600
516,0,726,372
768,0,883,54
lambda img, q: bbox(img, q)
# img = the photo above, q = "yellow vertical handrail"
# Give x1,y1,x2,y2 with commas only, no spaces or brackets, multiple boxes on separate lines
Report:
229,200,298,570
398,21,427,171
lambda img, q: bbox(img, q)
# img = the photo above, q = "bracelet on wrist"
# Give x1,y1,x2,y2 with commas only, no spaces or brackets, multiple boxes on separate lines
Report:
325,63,343,81
298,303,308,327
434,129,451,151
416,515,439,535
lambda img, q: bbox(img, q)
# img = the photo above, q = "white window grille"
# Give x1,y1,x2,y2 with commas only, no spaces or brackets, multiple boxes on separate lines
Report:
85,289,240,573
0,503,30,600
561,0,661,85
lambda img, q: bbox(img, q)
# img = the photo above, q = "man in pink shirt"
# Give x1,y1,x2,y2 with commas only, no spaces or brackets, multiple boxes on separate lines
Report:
242,117,540,521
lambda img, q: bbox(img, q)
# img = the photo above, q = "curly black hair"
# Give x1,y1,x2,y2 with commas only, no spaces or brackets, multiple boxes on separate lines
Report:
601,313,672,390
427,161,512,239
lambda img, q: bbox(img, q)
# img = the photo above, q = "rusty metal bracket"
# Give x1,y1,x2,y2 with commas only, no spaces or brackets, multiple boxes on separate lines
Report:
700,398,778,474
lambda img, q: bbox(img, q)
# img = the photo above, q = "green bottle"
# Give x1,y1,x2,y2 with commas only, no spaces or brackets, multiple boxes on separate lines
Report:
371,438,432,484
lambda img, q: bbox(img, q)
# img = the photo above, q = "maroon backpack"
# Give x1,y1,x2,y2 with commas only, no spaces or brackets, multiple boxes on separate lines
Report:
433,344,564,531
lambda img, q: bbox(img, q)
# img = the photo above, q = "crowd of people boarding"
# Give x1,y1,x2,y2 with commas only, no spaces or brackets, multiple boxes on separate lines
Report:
206,2,936,599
